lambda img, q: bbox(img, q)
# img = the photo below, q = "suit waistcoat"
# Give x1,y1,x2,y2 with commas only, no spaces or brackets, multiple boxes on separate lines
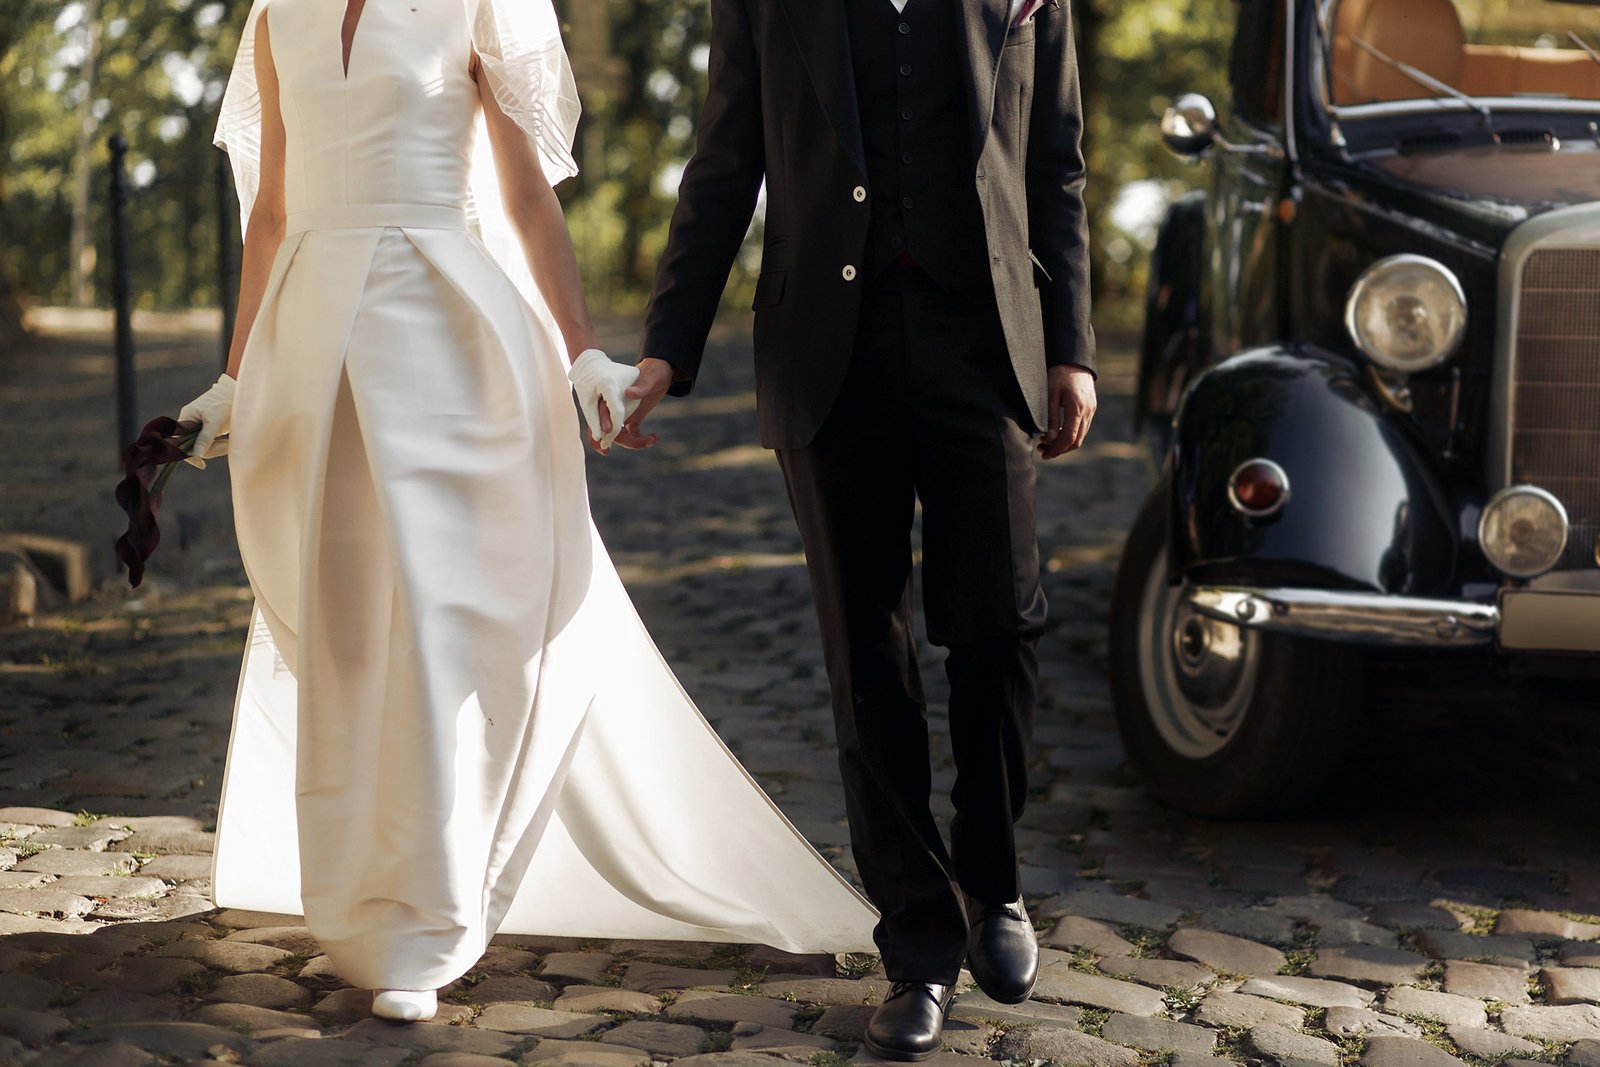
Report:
845,0,991,291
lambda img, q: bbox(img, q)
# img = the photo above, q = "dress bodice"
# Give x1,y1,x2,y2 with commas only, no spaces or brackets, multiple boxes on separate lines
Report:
266,0,479,216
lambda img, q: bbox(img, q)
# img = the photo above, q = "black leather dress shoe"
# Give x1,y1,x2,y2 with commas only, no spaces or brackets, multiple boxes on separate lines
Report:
863,982,955,1062
966,896,1039,1005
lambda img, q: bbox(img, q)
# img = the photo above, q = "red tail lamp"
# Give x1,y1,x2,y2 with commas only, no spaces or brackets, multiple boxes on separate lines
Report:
1228,459,1291,519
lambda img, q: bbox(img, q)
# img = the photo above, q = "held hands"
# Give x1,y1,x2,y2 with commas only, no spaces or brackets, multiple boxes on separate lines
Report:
177,373,237,469
607,357,674,451
568,348,641,452
1038,365,1097,460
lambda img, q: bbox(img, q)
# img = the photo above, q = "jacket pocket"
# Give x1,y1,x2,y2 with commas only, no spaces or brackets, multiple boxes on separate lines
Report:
752,269,787,309
1005,20,1036,47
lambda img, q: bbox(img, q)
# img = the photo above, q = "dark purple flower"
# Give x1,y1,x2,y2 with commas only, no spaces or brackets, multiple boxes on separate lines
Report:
114,416,198,588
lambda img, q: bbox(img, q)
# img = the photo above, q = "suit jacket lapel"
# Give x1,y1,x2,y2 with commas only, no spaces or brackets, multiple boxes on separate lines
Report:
772,0,867,177
960,0,1010,160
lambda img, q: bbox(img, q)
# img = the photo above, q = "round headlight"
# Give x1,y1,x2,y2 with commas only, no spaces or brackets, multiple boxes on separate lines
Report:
1479,486,1569,579
1344,255,1467,372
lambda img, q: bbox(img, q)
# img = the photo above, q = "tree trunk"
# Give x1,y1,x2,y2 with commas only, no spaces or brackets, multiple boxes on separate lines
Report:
68,0,103,308
0,268,23,351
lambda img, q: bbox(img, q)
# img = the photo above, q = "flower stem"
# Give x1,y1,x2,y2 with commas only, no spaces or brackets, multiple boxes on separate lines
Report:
148,432,200,498
149,462,178,496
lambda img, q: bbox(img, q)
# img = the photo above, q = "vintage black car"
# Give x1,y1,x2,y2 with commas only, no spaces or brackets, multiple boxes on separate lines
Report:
1110,0,1600,817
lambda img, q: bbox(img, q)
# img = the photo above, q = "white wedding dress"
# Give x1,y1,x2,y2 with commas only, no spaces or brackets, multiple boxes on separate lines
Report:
208,0,876,991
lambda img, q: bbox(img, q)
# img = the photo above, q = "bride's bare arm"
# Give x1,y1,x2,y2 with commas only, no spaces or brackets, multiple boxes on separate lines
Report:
472,57,601,363
225,17,288,379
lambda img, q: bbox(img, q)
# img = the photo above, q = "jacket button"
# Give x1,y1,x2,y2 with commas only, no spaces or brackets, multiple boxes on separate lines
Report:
842,265,858,281
852,186,867,203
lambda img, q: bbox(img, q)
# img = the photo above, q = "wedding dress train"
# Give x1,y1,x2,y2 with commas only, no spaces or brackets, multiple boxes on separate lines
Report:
209,0,876,991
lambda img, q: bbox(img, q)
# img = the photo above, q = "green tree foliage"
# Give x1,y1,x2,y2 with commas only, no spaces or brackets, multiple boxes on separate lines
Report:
0,0,1234,332
1079,0,1233,327
2,0,246,318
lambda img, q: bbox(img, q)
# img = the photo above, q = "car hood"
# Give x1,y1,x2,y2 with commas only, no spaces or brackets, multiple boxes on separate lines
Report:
1330,140,1599,251
1368,141,1600,207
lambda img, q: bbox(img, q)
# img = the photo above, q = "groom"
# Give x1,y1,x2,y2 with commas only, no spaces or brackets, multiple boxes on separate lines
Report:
627,0,1095,1057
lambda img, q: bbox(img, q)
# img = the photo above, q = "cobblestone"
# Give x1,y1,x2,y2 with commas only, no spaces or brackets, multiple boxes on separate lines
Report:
1379,987,1486,1028
1194,991,1306,1030
205,973,315,1010
1167,927,1286,977
1238,974,1374,1009
1415,930,1534,967
249,1036,412,1067
4,322,1600,1067
1246,1023,1341,1066
1034,965,1169,1015
1322,1007,1421,1038
552,985,662,1015
36,1043,159,1067
1097,956,1215,990
1500,1006,1600,1044
1309,946,1428,987
1100,1013,1218,1055
665,992,801,1029
1446,1026,1540,1060
1496,909,1600,941
600,1020,710,1056
342,1018,523,1056
1540,966,1600,1005
471,1005,607,1037
1442,960,1532,1003
1042,915,1135,955
992,1026,1141,1067
1357,1035,1465,1067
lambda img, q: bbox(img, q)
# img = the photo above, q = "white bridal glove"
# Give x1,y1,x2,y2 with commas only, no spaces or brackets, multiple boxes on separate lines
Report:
568,348,640,450
177,373,236,469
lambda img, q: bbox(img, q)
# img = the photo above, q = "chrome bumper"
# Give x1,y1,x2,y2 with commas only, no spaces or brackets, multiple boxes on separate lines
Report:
1186,587,1501,649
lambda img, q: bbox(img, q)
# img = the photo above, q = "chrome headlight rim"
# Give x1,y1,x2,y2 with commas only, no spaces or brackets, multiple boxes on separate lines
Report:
1344,254,1468,374
1478,484,1571,581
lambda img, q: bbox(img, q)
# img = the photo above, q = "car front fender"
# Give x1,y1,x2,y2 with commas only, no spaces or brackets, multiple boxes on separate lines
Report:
1169,344,1458,596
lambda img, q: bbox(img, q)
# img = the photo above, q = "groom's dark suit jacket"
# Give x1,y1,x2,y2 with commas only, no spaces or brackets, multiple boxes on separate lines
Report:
640,0,1094,451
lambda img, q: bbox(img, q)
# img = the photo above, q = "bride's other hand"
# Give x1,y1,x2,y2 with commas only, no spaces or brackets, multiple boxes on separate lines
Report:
177,373,238,469
568,348,640,453
612,357,673,451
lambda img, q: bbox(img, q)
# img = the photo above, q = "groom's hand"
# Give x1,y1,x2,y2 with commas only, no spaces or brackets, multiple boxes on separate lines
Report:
1038,365,1097,460
613,357,675,451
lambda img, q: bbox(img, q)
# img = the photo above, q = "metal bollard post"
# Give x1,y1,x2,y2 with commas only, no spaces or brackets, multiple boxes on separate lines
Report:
108,133,138,454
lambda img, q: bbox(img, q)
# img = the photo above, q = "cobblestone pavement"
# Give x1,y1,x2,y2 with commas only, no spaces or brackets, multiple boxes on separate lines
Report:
2,315,1600,1067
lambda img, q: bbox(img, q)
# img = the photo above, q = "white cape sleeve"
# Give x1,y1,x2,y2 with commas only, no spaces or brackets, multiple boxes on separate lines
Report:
214,0,272,241
466,0,581,185
464,0,582,344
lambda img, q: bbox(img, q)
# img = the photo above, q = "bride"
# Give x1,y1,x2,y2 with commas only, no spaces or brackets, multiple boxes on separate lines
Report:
180,0,877,1022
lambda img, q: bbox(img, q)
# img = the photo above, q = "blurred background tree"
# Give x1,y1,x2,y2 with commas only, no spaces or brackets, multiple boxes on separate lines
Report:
0,0,1234,347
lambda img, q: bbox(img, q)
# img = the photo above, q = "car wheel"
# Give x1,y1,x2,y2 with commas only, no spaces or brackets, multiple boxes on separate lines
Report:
1109,481,1365,818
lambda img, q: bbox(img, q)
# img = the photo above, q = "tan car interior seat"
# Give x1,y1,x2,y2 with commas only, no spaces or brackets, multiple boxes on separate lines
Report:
1333,0,1466,104
1460,44,1600,99
1332,0,1600,104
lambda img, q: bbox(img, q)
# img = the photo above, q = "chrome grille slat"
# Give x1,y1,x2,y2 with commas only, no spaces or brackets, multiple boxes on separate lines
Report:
1512,248,1600,573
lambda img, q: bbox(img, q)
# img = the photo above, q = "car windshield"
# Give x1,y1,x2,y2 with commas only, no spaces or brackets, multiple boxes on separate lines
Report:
1328,0,1600,107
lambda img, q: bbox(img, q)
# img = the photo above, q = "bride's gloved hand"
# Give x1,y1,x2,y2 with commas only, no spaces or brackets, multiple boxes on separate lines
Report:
177,373,237,469
567,348,640,451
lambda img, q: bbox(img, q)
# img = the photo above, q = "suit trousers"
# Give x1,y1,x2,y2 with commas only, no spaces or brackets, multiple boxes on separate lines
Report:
776,265,1047,984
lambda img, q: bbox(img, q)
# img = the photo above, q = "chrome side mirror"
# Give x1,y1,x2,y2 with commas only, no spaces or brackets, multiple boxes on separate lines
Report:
1161,94,1219,158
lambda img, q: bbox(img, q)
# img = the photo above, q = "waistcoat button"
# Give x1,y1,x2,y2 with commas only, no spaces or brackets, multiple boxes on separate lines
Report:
852,186,867,203
842,265,858,281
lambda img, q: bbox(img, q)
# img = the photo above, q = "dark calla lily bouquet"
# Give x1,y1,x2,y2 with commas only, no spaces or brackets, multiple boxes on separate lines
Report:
114,416,200,588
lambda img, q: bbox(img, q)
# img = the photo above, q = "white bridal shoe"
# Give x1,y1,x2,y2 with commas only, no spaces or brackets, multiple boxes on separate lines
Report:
372,989,437,1021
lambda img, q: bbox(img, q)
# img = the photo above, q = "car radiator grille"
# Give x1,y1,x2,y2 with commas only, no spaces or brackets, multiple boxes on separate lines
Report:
1513,248,1600,572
